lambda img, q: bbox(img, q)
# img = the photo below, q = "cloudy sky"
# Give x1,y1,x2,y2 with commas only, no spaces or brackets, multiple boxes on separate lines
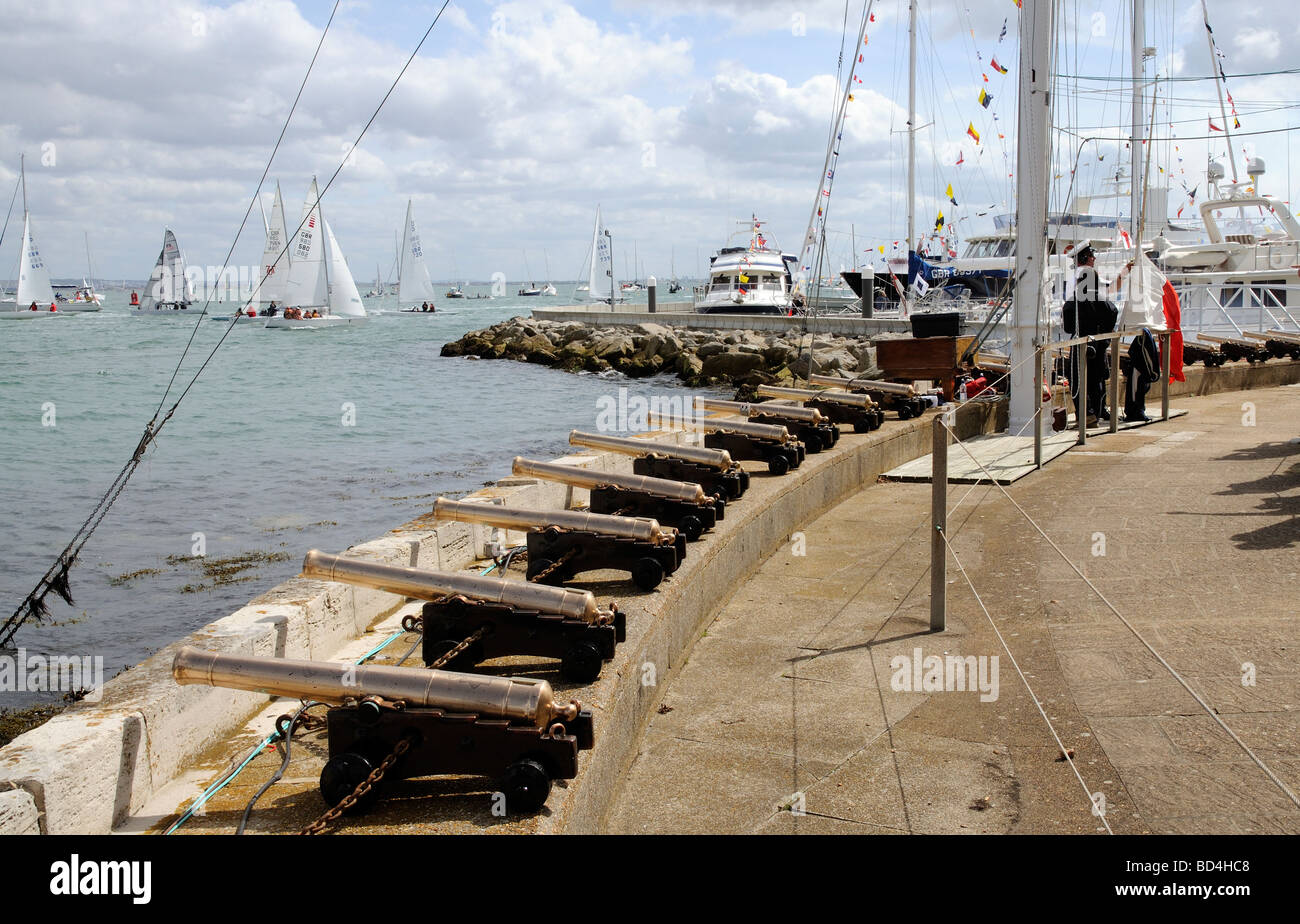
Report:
2,0,1297,284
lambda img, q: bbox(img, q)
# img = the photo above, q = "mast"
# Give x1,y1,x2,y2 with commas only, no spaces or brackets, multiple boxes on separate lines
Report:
1130,0,1145,244
907,0,917,255
318,180,332,311
20,154,27,219
1009,0,1055,433
1200,0,1237,183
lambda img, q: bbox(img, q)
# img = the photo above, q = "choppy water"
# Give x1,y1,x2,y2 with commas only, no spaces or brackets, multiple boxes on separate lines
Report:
0,286,711,704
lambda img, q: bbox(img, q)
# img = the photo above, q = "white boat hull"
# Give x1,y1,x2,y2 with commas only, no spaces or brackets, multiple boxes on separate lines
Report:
264,315,367,330
0,310,68,320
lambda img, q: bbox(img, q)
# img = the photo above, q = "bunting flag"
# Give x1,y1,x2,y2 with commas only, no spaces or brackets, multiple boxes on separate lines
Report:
738,274,749,283
934,210,944,232
1234,117,1241,129
999,18,1007,41
956,151,964,165
1013,0,1022,6
983,73,989,83
946,183,958,206
877,245,885,254
991,57,1008,74
1209,118,1223,132
967,123,980,144
979,88,992,108
848,93,855,101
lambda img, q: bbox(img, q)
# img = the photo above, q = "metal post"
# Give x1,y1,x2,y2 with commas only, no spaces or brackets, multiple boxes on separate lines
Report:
1109,334,1121,433
1034,343,1044,468
930,414,948,633
647,275,657,314
1076,339,1088,447
1160,331,1171,420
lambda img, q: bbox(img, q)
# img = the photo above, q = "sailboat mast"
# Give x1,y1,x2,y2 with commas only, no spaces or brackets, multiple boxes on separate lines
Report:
1130,0,1145,244
319,185,332,310
1200,0,1238,183
1009,0,1055,433
20,154,27,219
906,0,916,255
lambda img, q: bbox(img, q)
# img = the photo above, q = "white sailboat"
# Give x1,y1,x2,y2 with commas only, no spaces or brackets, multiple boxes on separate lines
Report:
134,228,196,315
247,181,291,319
266,178,367,329
396,199,438,313
56,233,104,311
583,206,621,303
2,156,66,320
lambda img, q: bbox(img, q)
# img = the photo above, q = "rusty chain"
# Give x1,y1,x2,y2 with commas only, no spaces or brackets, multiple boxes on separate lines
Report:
528,546,577,584
427,625,487,670
299,732,416,836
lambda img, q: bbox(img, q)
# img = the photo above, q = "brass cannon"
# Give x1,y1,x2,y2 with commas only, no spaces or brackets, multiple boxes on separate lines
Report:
755,384,884,433
432,497,684,591
512,456,721,541
696,397,840,453
172,646,593,814
302,550,624,682
807,373,931,420
568,430,750,500
682,416,804,475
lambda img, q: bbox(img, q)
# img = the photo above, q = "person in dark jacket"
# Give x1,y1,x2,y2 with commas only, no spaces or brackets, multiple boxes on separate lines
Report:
1062,246,1130,424
1124,327,1160,422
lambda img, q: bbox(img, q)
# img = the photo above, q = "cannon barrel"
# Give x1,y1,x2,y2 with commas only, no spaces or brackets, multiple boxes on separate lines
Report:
512,457,707,504
808,373,917,396
172,646,575,728
433,496,665,542
697,397,825,424
568,430,734,471
756,384,876,408
301,550,600,622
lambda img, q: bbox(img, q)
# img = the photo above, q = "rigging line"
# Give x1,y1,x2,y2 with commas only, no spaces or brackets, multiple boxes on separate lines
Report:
0,173,20,254
1057,123,1300,144
1059,65,1300,83
938,529,1115,833
151,0,342,422
938,417,1300,812
167,0,452,413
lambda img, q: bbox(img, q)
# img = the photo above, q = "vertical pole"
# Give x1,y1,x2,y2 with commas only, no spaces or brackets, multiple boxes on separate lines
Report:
647,275,657,314
907,0,916,259
1009,0,1055,435
1160,331,1171,420
930,414,948,632
1131,0,1145,244
1109,335,1121,433
1034,343,1044,468
1076,341,1088,447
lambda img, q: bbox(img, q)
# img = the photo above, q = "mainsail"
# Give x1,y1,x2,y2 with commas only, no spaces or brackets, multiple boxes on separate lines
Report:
284,178,327,309
323,218,366,318
16,215,55,308
589,206,619,301
140,228,193,310
397,199,436,306
252,182,291,310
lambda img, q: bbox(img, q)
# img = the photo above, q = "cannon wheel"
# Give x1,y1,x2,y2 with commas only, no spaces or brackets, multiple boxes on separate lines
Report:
319,752,381,813
897,403,914,420
853,418,871,434
631,556,665,591
499,758,552,814
767,453,790,476
803,430,823,453
561,640,605,683
678,514,704,542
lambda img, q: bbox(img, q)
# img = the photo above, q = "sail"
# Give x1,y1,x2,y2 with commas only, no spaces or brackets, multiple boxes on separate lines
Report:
323,218,366,318
16,215,55,308
139,228,189,310
284,179,327,308
252,182,291,309
397,199,436,305
591,207,620,301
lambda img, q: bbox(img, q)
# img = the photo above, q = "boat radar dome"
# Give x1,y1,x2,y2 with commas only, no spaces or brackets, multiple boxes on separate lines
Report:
1247,157,1265,182
1207,160,1225,183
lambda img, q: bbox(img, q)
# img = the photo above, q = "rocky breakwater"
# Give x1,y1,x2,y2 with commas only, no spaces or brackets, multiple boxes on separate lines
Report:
441,318,881,388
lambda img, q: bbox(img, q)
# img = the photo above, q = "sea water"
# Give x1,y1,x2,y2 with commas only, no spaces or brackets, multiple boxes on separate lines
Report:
0,288,714,702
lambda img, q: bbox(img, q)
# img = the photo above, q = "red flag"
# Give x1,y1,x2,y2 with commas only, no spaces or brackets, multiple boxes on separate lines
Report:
956,151,965,165
991,57,1008,74
1209,118,1223,132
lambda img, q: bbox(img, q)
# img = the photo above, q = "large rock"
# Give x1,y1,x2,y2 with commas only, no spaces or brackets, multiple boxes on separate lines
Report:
697,341,727,358
591,332,634,360
700,349,766,379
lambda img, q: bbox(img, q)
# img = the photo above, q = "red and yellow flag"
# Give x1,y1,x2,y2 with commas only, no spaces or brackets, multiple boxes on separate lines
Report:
967,123,981,144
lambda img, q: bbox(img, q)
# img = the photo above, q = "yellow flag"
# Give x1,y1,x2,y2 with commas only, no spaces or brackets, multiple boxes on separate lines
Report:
877,245,885,254
945,183,954,199
738,274,749,283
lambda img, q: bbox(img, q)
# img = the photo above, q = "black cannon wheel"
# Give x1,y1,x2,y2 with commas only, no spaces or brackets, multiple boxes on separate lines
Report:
561,640,605,683
803,430,823,453
897,403,914,420
499,758,552,814
767,453,790,476
631,556,665,591
678,514,704,542
853,418,871,433
319,752,380,813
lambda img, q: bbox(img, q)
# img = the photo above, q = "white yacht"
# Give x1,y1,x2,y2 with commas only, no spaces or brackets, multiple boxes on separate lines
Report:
694,216,795,314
